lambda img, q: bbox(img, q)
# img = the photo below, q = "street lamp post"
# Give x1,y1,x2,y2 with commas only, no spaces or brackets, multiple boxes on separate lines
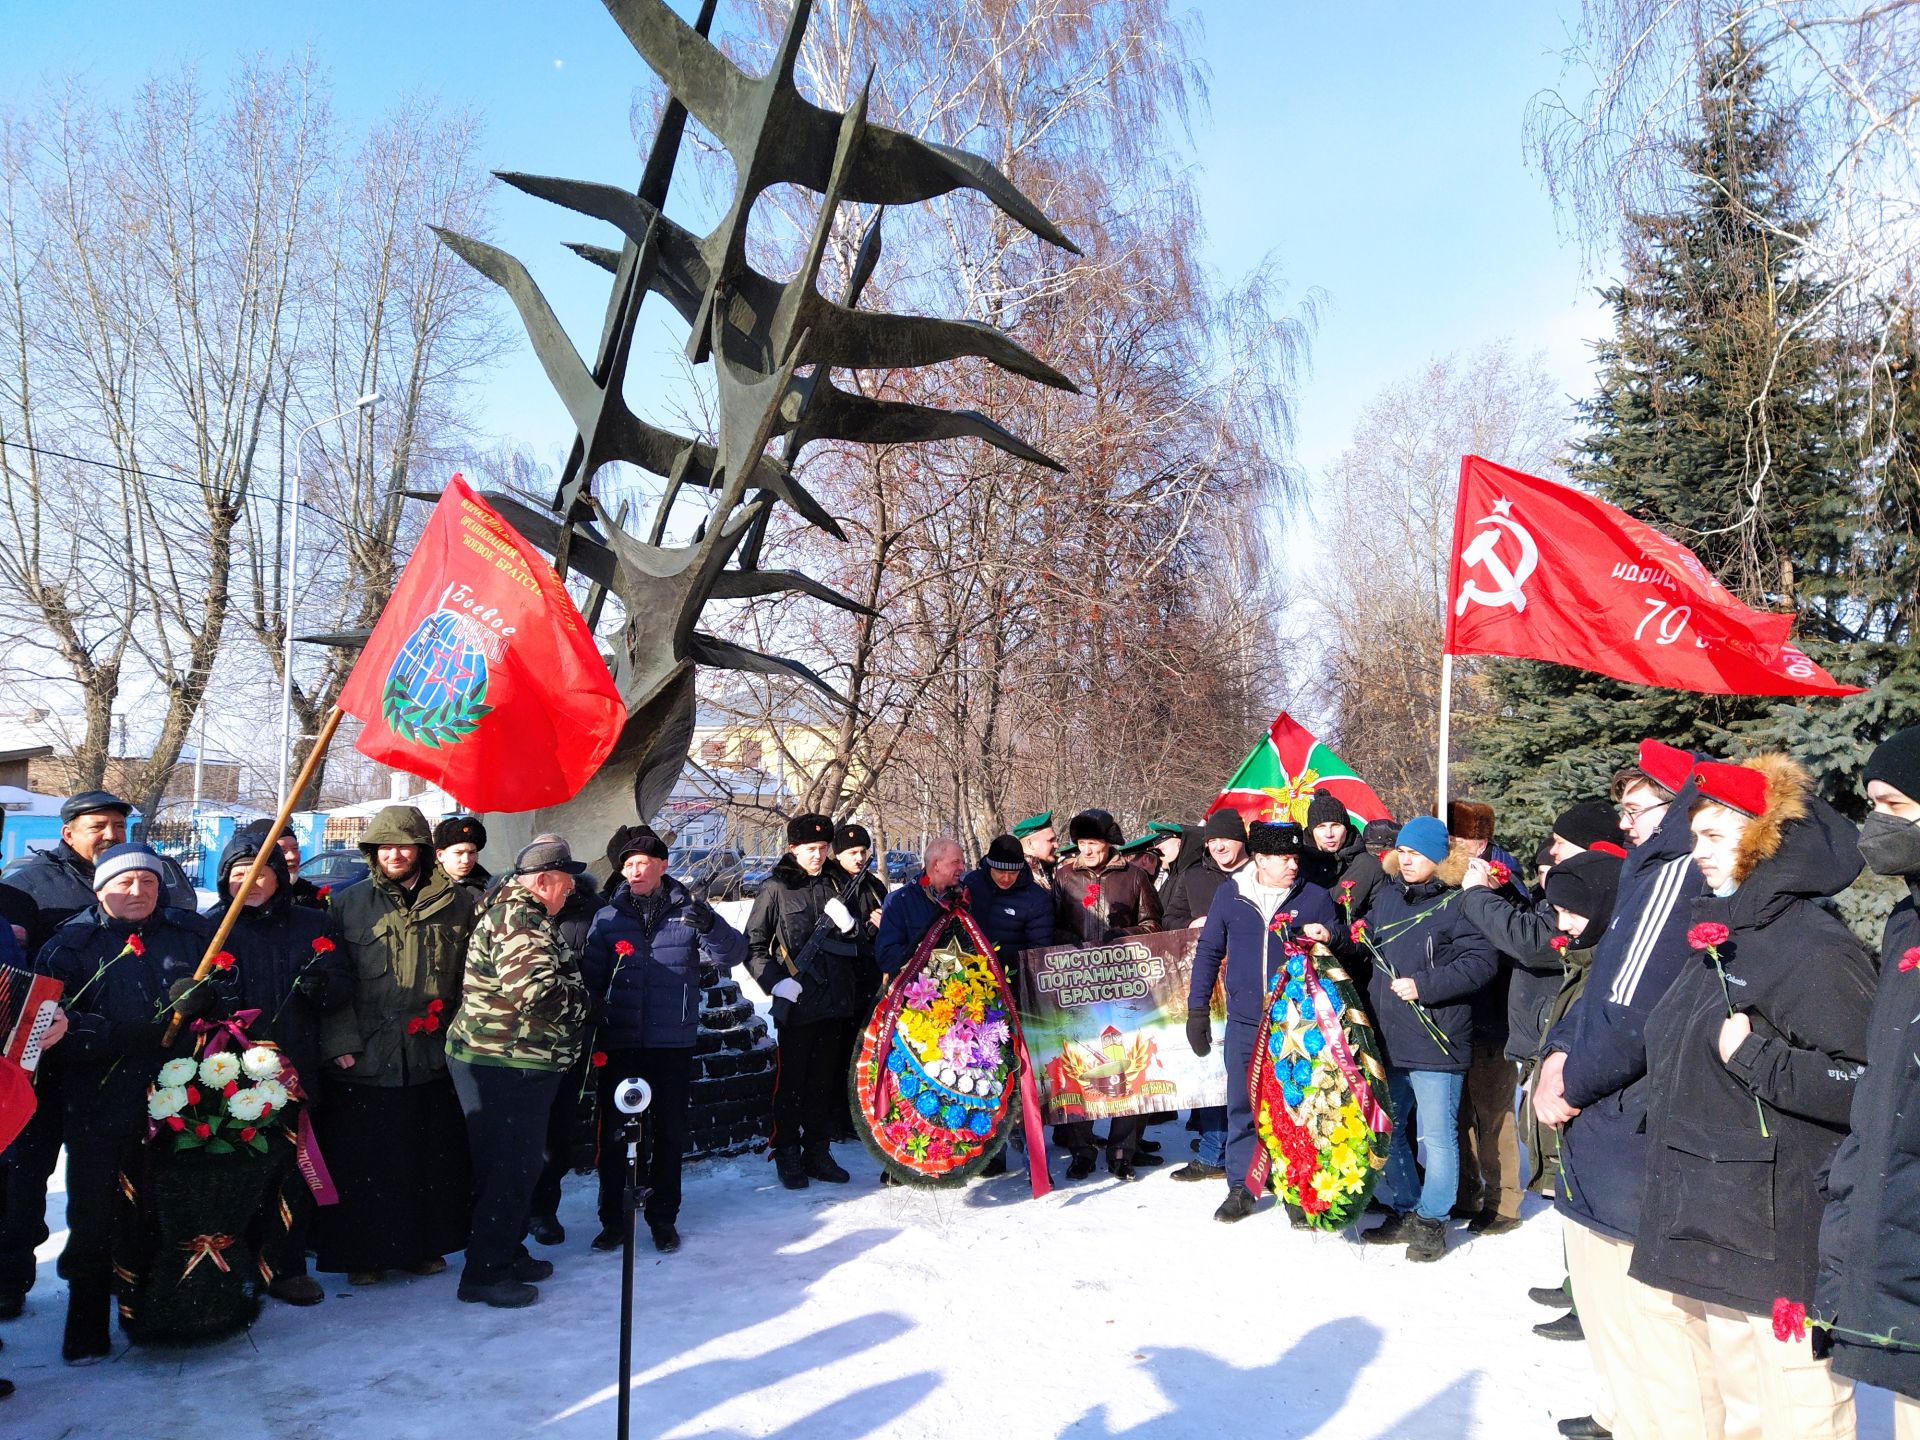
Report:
277,392,379,808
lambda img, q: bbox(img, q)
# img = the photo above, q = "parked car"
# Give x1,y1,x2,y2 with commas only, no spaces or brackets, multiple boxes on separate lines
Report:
737,855,777,898
670,847,745,900
885,850,920,883
299,849,369,891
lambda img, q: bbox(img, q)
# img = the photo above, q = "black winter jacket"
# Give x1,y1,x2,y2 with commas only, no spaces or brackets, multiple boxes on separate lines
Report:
961,865,1054,960
37,905,229,1141
1161,855,1245,931
1549,787,1706,1242
9,841,197,955
1458,887,1570,1063
203,837,352,1104
1630,766,1874,1318
582,876,747,1049
1360,853,1497,1073
1816,879,1920,1396
745,855,860,1026
1189,870,1339,1029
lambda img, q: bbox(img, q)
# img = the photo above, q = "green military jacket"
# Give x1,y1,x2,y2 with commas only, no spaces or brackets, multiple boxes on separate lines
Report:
447,883,589,1072
321,854,476,1088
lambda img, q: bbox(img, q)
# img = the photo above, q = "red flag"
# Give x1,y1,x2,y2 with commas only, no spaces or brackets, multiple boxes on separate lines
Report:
1205,713,1392,829
1444,456,1861,697
337,475,625,811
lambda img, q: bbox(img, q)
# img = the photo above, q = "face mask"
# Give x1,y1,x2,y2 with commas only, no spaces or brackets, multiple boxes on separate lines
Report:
1858,811,1920,878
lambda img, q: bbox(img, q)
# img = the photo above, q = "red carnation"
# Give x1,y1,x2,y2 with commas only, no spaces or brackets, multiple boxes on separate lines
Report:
1688,922,1730,951
406,1018,425,1035
591,1051,608,1069
239,1126,257,1142
1550,935,1571,953
424,1014,441,1033
194,1122,212,1139
166,1115,186,1132
312,936,336,954
1349,920,1368,945
1772,1296,1808,1342
614,940,635,958
1901,947,1920,973
1082,882,1101,911
427,998,445,1015
210,950,236,972
127,935,146,956
1485,860,1510,886
317,885,331,899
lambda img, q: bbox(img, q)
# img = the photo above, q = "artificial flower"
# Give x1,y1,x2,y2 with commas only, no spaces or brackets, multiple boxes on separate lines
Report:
903,974,940,1008
193,1122,212,1139
147,1086,190,1121
165,1115,187,1133
240,1046,282,1081
157,1057,198,1088
255,1078,289,1110
198,1052,242,1088
227,1088,269,1123
239,1126,258,1143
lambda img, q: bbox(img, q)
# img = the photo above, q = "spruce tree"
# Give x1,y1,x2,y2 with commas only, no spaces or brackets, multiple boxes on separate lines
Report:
1464,28,1867,841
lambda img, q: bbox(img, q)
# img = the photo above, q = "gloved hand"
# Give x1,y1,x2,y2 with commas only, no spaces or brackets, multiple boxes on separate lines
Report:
685,899,716,935
771,977,803,1004
168,977,218,1021
822,898,855,935
294,971,333,1006
1185,1009,1212,1058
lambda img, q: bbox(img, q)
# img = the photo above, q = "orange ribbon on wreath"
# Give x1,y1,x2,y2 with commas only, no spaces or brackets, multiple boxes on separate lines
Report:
178,1232,237,1279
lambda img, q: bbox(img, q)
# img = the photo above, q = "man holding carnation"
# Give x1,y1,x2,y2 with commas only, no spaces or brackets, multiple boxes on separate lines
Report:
34,842,226,1362
202,829,351,1306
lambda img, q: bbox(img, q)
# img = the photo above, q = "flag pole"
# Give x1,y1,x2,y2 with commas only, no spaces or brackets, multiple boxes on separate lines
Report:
1436,652,1454,818
162,706,346,1044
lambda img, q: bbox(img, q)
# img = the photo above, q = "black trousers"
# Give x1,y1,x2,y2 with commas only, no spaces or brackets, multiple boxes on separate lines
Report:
594,1046,692,1231
1054,1114,1145,1161
448,1059,561,1287
59,1133,123,1347
530,1057,592,1222
771,1019,840,1151
0,1083,63,1292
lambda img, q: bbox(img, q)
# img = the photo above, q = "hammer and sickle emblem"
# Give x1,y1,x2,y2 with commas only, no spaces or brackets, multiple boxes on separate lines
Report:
1454,498,1539,615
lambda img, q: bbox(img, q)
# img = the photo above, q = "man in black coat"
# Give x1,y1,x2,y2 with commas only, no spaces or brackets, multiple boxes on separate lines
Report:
745,813,860,1189
1817,725,1920,1431
1162,808,1251,1184
1629,755,1871,1434
35,843,227,1362
1301,790,1365,893
962,836,1054,960
0,790,187,1320
203,831,352,1305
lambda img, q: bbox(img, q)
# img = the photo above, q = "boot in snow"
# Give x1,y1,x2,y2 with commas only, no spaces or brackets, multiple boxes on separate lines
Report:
775,1147,811,1190
804,1142,850,1183
1406,1217,1447,1263
1213,1186,1258,1223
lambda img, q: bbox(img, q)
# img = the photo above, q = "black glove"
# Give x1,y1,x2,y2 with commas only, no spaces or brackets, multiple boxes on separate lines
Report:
169,976,219,1020
1185,1009,1212,1058
294,971,333,1006
685,899,716,935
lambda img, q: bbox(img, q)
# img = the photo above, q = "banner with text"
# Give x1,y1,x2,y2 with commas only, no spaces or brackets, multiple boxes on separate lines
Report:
1016,930,1225,1124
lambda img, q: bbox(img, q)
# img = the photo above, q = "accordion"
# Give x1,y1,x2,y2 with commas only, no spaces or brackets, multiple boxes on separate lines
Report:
0,965,63,1073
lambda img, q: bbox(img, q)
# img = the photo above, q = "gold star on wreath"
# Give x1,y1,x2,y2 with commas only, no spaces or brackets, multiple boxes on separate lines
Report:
1276,1001,1315,1062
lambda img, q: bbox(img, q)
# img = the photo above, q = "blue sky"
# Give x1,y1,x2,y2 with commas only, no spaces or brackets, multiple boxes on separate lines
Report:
2,0,1609,493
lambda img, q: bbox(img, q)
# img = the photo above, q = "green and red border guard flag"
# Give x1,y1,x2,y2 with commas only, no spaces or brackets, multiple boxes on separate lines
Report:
1444,455,1861,697
338,474,625,812
1206,713,1392,830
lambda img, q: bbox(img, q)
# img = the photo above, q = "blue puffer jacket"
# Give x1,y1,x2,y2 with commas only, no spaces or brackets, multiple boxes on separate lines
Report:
1189,870,1339,1029
582,876,747,1050
1548,780,1707,1242
961,865,1054,960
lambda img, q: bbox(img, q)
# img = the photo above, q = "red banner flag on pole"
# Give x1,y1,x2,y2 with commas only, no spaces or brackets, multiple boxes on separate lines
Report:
1206,712,1393,830
1443,455,1861,697
337,474,626,811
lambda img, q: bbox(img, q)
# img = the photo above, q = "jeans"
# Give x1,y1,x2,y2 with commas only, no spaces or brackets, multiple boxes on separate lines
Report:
1383,1066,1465,1222
1195,1106,1227,1168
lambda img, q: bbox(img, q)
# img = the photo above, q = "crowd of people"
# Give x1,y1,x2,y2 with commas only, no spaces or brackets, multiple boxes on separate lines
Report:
0,721,1916,1440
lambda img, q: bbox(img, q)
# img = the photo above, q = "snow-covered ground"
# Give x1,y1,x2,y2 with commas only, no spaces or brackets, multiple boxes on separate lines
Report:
5,1139,1901,1440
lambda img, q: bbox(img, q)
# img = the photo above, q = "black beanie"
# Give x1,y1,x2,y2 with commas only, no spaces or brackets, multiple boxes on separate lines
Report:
1248,821,1305,857
1544,850,1623,939
1551,800,1619,853
434,814,487,851
786,813,833,847
984,835,1026,871
1864,726,1920,805
832,822,872,854
1305,791,1349,832
1202,808,1248,843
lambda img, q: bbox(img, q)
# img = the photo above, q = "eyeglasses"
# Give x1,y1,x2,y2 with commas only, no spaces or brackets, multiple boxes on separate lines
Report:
1615,800,1670,822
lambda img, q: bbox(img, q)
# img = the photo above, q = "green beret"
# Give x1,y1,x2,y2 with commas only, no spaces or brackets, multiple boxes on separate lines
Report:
1010,811,1054,839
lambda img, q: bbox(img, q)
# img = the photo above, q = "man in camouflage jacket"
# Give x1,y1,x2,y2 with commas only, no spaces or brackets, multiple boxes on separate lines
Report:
444,838,591,1307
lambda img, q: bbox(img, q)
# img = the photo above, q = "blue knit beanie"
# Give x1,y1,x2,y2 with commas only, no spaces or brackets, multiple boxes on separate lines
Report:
1396,815,1451,864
